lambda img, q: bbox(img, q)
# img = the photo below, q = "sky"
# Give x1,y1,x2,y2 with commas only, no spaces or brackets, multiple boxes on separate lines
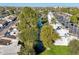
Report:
0,3,79,7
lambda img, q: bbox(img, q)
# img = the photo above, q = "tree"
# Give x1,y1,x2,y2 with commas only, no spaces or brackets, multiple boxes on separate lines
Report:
19,28,38,55
40,25,60,49
18,7,38,29
0,7,5,12
68,40,79,55
9,9,15,14
69,8,79,15
18,7,38,55
70,15,78,24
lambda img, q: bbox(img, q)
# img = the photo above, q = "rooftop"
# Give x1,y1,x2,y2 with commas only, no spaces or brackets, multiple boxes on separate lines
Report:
0,20,5,24
0,39,11,45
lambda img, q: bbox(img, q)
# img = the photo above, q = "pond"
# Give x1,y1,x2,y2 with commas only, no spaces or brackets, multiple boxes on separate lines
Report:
34,16,45,55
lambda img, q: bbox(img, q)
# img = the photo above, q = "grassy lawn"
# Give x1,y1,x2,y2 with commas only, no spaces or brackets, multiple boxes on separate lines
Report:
41,45,70,55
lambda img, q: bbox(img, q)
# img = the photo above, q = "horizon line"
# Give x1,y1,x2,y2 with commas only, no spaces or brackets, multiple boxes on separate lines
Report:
0,3,79,7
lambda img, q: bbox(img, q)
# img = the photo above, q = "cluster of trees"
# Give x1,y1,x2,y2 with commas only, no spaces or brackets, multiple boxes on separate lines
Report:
55,7,79,15
18,7,60,54
18,28,38,54
62,8,79,15
60,8,79,25
70,15,78,23
0,7,20,17
70,15,79,26
18,7,38,55
68,8,79,15
68,40,79,55
55,7,79,27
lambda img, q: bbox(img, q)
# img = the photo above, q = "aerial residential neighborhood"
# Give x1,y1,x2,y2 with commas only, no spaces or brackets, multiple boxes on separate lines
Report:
0,8,21,54
0,3,79,55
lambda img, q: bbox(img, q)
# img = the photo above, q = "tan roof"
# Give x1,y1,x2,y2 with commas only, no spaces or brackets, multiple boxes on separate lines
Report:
0,39,11,45
5,15,16,20
0,20,5,24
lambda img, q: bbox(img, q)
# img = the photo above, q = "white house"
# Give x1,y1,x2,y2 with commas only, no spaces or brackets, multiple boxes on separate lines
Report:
10,28,18,36
47,12,54,24
0,20,5,28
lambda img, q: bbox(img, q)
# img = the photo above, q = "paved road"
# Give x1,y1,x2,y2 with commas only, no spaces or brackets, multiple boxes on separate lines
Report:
0,20,17,37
